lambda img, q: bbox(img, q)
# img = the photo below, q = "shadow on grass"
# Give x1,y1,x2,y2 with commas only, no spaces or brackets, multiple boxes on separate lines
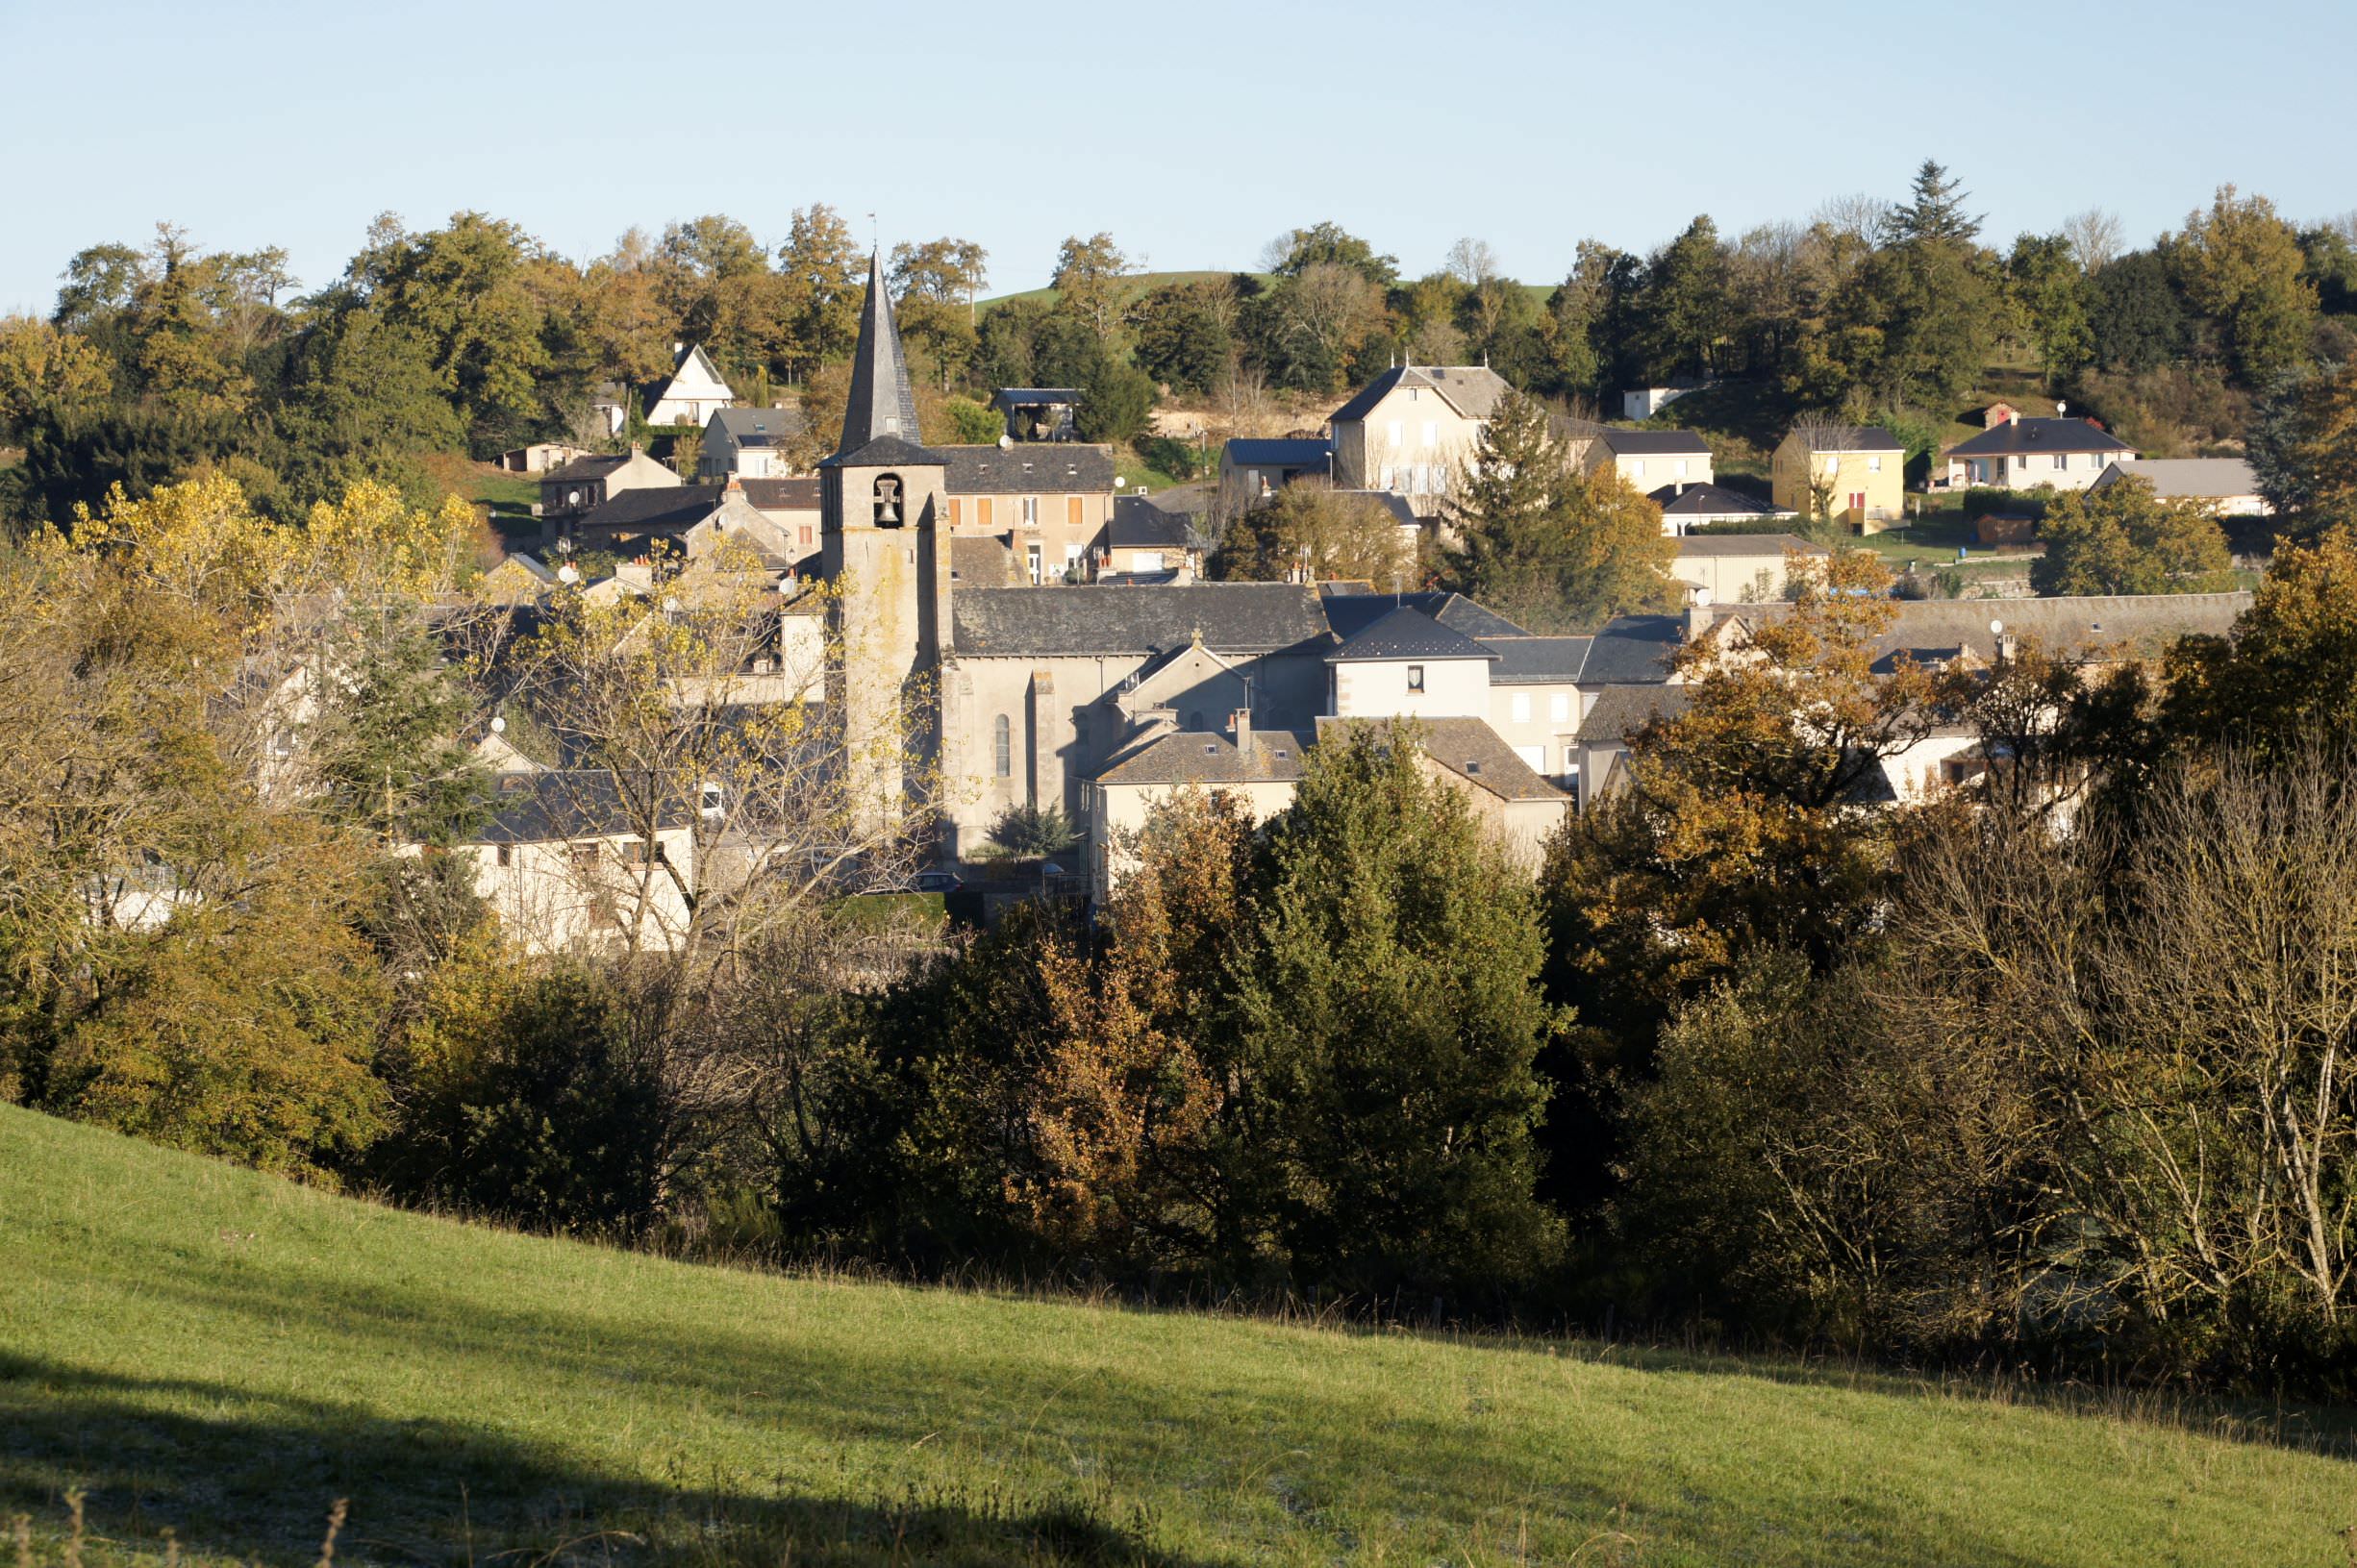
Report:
0,1354,1186,1568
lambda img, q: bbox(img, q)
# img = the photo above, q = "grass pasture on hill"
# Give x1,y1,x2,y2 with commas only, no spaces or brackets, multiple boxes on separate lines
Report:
4,1107,2355,1567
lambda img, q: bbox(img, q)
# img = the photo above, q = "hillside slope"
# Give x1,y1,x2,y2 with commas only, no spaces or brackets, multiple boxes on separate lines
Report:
2,1106,2351,1566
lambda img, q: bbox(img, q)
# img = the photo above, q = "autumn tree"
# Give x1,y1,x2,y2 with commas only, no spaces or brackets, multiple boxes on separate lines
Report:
1050,232,1135,343
2029,474,2234,596
1211,481,1416,585
2168,185,2317,383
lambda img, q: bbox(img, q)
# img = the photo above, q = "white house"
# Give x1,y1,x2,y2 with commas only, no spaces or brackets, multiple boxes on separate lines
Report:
644,343,737,427
1584,429,1715,493
1943,414,2136,493
457,769,700,955
1327,364,1514,518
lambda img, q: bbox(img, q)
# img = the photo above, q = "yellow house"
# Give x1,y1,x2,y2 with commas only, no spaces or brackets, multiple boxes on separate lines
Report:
1771,424,1907,534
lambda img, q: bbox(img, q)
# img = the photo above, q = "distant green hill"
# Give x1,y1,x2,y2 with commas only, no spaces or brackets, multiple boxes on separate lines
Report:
979,270,1255,314
4,1105,2352,1566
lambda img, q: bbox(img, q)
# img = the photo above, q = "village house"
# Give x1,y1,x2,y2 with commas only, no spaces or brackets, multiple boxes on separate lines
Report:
2090,457,2270,515
940,443,1120,585
699,407,809,480
496,441,595,474
1942,411,2135,493
1216,437,1332,520
1100,496,1208,583
642,343,737,427
1327,364,1510,517
539,445,681,522
1770,424,1908,533
1583,429,1715,493
453,767,701,956
1668,534,1833,604
1648,480,1795,536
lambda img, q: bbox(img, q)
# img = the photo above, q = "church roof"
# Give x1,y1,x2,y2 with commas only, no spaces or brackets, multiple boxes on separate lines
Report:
940,444,1116,493
950,584,1329,658
825,435,941,470
833,250,922,460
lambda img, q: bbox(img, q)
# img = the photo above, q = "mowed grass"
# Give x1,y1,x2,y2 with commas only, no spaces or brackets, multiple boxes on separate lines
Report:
4,1107,2356,1567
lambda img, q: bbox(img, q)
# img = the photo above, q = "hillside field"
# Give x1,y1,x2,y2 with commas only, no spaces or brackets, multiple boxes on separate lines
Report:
3,1106,2354,1566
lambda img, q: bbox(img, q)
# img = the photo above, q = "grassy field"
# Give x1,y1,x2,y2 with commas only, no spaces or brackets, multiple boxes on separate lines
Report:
5,1107,2356,1567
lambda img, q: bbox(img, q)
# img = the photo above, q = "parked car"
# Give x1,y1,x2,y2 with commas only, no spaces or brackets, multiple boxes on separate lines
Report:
913,869,963,894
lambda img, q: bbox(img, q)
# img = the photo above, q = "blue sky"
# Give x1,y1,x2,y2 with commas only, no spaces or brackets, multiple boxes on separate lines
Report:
4,0,2351,314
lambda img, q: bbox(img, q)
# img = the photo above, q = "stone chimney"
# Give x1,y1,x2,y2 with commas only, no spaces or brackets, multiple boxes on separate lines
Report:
1231,707,1253,758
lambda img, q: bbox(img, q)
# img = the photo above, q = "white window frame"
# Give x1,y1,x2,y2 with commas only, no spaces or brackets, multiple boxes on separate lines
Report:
1550,693,1571,724
1421,420,1440,448
1388,421,1405,449
1511,692,1532,724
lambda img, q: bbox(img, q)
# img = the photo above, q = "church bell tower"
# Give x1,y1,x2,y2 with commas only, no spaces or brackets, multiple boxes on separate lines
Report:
820,249,951,816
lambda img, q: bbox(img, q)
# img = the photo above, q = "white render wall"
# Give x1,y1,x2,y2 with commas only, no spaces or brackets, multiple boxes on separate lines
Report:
1329,655,1491,719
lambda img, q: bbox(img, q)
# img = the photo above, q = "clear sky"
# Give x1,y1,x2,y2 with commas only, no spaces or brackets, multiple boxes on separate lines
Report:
4,0,2351,314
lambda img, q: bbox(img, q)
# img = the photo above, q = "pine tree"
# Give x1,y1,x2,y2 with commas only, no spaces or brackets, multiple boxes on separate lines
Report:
1885,159,1982,246
1226,724,1566,1297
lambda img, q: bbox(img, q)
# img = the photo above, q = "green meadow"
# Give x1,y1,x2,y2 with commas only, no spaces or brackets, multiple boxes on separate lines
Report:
3,1105,2352,1566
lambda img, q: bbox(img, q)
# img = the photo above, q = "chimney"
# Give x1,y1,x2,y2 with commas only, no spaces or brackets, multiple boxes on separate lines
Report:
1684,602,1713,643
1232,707,1253,757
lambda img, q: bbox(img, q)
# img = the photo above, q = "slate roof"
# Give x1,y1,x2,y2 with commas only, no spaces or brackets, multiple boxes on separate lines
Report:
709,407,808,447
543,453,629,485
824,435,942,470
1484,635,1592,684
1577,614,1687,684
950,584,1329,658
1947,417,2134,458
1095,729,1314,787
1669,532,1830,557
1786,424,1905,453
472,769,695,846
1223,438,1332,469
1577,684,1693,743
1317,715,1566,803
950,535,1016,586
2091,458,2264,501
1316,587,1532,641
940,444,1117,493
1325,605,1499,663
1108,497,1204,552
834,250,922,458
1653,483,1792,518
1329,364,1513,424
1596,428,1714,457
574,484,725,538
740,477,820,512
644,344,733,411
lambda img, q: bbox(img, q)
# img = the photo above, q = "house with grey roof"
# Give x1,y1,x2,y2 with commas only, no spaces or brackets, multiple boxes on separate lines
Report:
449,768,701,955
1943,415,2135,493
1102,495,1209,583
2091,458,2269,515
1649,481,1795,536
1668,533,1832,604
539,444,681,521
1327,363,1511,518
933,443,1119,585
700,406,809,481
1217,437,1333,522
1585,429,1715,492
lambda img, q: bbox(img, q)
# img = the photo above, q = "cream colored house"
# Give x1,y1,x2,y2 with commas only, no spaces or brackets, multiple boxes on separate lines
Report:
1584,429,1715,492
2090,458,2268,515
454,769,700,955
1669,534,1834,604
540,445,682,520
1328,364,1513,518
1771,425,1908,533
940,443,1118,585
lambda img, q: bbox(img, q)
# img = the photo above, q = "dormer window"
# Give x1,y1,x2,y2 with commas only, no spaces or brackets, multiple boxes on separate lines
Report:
873,474,904,528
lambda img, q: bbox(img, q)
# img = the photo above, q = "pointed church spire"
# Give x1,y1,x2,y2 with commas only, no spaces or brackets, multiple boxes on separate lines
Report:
836,248,923,457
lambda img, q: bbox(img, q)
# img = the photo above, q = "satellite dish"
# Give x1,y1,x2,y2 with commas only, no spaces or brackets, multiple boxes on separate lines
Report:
2055,400,2068,417
997,433,1013,449
1114,476,1127,488
1989,619,2005,636
489,715,507,734
557,563,581,585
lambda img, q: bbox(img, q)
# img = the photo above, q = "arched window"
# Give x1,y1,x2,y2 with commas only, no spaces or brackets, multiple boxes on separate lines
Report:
872,473,905,528
992,714,1012,778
